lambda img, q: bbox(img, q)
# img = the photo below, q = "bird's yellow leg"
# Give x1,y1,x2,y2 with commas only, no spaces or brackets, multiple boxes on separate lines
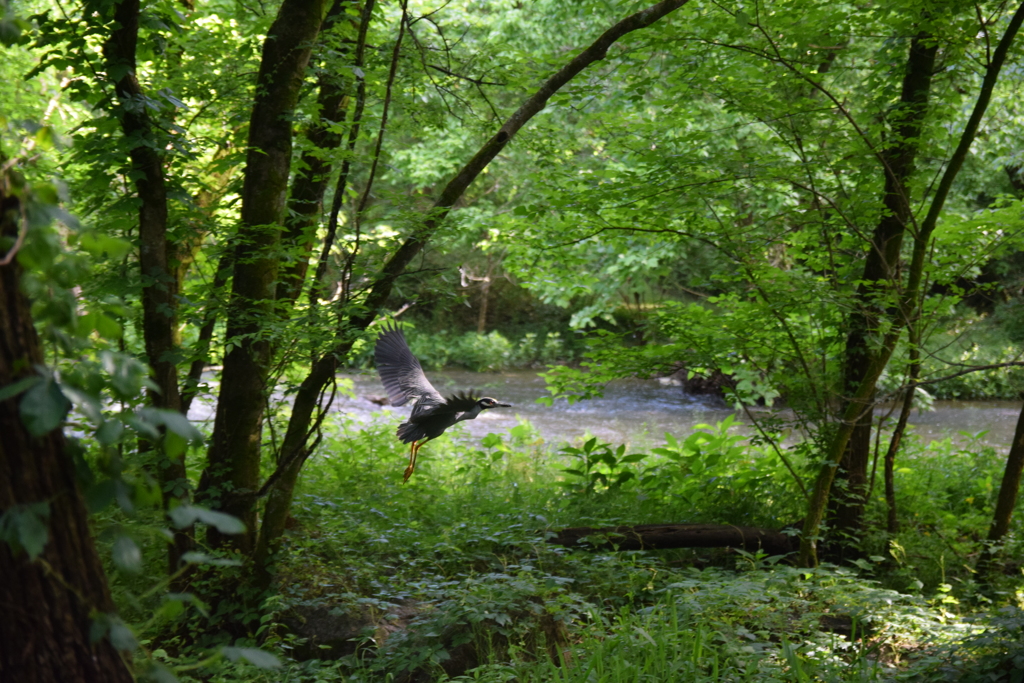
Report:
403,441,422,482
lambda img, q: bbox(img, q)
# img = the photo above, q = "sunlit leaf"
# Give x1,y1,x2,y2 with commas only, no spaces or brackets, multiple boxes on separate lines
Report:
79,232,132,260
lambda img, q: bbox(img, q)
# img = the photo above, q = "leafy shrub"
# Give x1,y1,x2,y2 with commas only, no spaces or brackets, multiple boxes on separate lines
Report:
914,318,1024,400
451,331,516,371
994,299,1024,343
353,325,578,372
115,413,1023,682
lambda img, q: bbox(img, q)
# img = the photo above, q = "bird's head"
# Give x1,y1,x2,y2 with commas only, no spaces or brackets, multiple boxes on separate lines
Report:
478,397,512,410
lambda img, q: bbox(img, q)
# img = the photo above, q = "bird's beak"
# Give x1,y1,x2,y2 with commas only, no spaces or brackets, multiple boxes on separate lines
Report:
498,402,512,408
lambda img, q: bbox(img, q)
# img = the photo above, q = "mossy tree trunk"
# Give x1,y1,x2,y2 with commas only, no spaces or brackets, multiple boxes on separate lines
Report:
977,400,1024,579
827,34,937,556
103,0,191,573
803,3,1024,566
200,0,328,553
277,0,372,306
0,171,134,683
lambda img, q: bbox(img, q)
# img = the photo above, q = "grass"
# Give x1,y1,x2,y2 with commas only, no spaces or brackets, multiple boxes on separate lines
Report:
222,415,1021,682
96,412,1024,682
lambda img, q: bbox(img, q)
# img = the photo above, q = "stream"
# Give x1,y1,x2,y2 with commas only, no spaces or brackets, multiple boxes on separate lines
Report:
303,370,1023,451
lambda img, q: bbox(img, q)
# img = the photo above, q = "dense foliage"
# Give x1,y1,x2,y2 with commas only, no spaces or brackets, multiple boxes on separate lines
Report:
97,416,1024,680
4,0,1024,679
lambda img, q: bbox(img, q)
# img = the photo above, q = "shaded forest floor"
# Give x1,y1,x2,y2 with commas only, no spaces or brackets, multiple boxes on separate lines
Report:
111,415,1024,682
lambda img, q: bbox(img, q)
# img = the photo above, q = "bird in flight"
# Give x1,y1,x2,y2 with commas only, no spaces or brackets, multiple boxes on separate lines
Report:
374,323,512,481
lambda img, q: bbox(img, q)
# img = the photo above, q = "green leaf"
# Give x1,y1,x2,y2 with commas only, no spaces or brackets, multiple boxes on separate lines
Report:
180,551,242,567
96,419,125,446
34,125,54,149
161,92,187,109
94,313,122,340
101,351,149,399
138,662,178,683
125,414,161,440
156,597,185,620
164,431,186,458
0,376,40,402
18,507,48,559
108,61,132,83
19,378,70,436
169,505,246,534
86,479,118,512
109,621,138,651
165,591,209,617
509,424,531,440
139,408,204,443
60,385,103,424
481,433,502,448
0,503,50,560
221,646,281,669
112,535,143,574
79,232,132,260
850,558,873,572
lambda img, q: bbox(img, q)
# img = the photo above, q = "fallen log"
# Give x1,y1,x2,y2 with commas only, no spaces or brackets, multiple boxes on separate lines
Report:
547,523,797,556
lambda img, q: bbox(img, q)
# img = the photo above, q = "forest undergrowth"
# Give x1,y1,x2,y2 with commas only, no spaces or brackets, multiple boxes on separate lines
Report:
102,415,1024,682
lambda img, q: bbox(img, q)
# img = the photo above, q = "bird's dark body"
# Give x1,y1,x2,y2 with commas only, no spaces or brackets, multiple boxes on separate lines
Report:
395,391,482,443
374,323,511,480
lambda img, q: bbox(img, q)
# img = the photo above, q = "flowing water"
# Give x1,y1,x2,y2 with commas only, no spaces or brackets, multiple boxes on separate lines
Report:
317,369,1022,451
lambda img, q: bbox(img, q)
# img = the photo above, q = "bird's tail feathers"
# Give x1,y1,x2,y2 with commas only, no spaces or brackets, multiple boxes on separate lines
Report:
397,421,426,444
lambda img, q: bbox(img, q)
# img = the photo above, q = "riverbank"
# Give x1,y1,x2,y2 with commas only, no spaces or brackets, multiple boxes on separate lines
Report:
328,369,1024,450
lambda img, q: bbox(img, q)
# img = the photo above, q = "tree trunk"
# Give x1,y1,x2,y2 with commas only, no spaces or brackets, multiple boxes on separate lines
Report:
477,276,490,333
309,0,374,306
800,336,899,566
976,399,1024,579
829,33,937,552
249,0,696,587
884,345,920,536
277,0,366,306
103,0,190,573
803,3,1024,565
201,0,327,553
0,174,134,683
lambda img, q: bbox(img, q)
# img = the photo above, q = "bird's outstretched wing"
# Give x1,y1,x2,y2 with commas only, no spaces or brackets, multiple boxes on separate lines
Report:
374,323,444,407
443,391,481,412
407,390,481,420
